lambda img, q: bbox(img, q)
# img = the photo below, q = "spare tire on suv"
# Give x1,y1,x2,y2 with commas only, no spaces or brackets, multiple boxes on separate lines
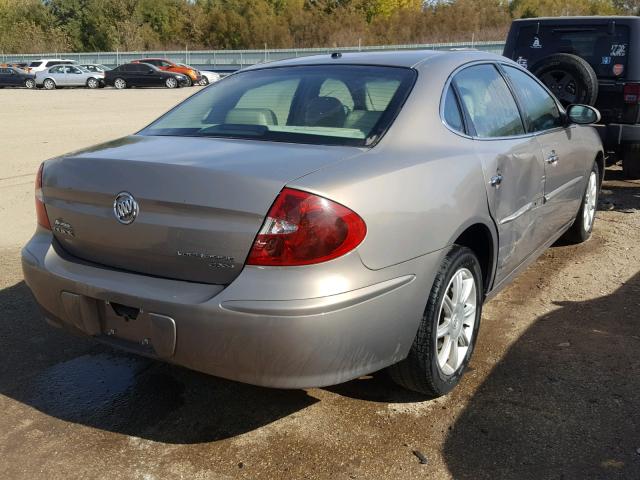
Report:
531,53,599,107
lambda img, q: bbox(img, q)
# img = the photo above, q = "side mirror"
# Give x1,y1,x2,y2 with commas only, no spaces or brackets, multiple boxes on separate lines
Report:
567,104,601,125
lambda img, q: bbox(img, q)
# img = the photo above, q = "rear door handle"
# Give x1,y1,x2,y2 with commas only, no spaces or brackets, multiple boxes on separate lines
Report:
546,150,559,165
490,174,503,187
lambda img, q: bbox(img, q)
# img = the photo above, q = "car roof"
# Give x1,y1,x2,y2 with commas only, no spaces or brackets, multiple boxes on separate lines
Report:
243,49,506,71
512,15,640,24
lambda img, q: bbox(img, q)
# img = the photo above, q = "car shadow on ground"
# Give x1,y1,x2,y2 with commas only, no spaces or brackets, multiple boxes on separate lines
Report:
0,281,317,444
600,167,640,214
443,272,640,479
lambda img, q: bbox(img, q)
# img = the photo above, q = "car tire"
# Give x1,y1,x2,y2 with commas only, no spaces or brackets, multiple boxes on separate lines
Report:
531,53,599,106
86,77,99,89
563,161,600,243
200,77,209,86
183,76,193,87
622,144,640,180
43,78,56,90
24,79,36,89
113,78,127,90
388,245,483,397
165,77,178,89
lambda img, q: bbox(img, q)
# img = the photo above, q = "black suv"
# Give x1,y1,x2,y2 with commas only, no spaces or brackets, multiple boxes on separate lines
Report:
504,16,640,178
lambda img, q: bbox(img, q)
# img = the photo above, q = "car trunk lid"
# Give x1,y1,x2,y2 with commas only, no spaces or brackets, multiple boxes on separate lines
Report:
42,135,362,284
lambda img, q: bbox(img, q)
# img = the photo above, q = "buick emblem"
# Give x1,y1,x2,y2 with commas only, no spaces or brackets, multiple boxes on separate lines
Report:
113,192,138,225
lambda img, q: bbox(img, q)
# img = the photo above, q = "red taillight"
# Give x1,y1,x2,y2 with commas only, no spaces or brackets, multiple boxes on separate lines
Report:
246,188,367,266
35,163,51,230
624,83,640,104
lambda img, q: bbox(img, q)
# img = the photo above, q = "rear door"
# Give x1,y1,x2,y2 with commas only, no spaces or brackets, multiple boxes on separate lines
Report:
452,63,546,285
0,68,10,86
65,65,84,86
48,65,66,85
502,64,587,239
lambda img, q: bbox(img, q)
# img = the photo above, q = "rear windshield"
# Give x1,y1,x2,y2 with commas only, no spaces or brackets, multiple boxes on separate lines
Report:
514,24,630,78
140,65,416,146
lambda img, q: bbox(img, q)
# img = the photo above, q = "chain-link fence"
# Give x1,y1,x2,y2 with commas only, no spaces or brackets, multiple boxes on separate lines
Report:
1,41,505,71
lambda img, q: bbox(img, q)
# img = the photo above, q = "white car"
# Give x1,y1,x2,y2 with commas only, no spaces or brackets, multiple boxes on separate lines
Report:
79,64,112,73
177,64,220,85
28,59,76,73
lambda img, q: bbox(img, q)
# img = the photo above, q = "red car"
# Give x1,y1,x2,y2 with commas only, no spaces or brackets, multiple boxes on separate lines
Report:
132,58,201,86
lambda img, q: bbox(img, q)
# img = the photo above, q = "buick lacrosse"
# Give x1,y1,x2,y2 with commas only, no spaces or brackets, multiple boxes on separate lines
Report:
22,50,603,396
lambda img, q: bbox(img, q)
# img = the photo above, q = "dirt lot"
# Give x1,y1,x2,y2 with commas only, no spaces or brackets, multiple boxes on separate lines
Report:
1,88,639,480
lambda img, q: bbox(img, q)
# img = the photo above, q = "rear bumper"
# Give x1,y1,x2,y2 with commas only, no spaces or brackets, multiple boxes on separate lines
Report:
22,230,441,389
594,123,640,149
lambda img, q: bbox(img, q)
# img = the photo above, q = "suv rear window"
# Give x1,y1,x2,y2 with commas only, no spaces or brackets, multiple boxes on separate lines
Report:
141,65,416,147
515,25,630,78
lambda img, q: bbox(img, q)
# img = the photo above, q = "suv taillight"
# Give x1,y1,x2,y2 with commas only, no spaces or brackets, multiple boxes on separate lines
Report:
35,163,51,230
624,83,640,104
246,188,366,266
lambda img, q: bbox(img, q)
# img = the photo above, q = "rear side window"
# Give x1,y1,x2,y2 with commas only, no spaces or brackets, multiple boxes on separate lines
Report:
443,87,465,133
454,64,525,138
503,65,562,133
29,61,42,67
514,25,630,79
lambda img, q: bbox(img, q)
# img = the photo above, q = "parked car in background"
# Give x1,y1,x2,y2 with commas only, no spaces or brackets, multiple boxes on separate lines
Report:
1,62,31,72
0,66,36,88
28,59,76,74
80,64,111,73
105,63,189,89
504,16,640,178
132,58,201,86
183,66,220,85
36,65,104,89
23,51,604,398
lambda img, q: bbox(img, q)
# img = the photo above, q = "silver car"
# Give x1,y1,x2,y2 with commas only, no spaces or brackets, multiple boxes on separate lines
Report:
22,51,603,396
36,65,104,89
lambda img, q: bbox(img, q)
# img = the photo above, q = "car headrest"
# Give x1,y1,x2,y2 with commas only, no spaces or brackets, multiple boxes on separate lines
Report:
225,108,278,126
303,96,346,127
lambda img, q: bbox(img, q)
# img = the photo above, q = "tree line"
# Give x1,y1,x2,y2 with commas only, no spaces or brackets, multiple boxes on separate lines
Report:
1,0,639,54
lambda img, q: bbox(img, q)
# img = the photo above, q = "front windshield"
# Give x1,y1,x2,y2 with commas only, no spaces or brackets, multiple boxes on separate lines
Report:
140,65,415,147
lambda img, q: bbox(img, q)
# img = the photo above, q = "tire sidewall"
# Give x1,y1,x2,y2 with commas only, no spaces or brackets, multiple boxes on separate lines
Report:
427,247,483,395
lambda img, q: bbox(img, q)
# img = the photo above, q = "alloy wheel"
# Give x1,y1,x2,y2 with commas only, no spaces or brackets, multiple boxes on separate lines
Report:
583,171,597,232
114,78,126,89
166,77,178,88
25,79,36,89
436,267,477,375
44,79,55,90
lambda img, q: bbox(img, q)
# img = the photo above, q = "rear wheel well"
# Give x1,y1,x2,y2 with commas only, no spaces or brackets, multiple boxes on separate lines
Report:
454,224,494,293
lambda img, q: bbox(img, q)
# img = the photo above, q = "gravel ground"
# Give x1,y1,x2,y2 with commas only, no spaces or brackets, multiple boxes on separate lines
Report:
1,88,639,480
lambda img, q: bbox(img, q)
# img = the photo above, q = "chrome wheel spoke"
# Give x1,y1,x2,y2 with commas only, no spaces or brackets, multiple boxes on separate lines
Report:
438,336,452,368
442,294,454,316
437,318,451,339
